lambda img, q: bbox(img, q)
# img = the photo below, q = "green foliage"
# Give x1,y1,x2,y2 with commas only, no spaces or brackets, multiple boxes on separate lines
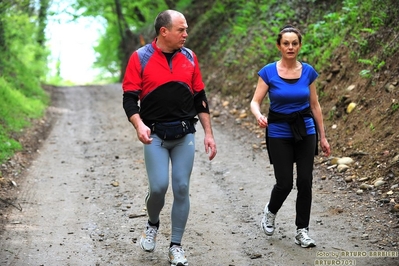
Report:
343,0,393,79
328,110,335,121
213,0,293,79
69,0,394,92
369,122,375,131
301,0,388,70
2,12,48,90
0,133,22,163
72,0,188,80
359,69,372,79
190,0,395,96
0,78,43,129
0,1,49,164
392,103,399,112
357,55,386,79
45,0,396,89
0,76,47,163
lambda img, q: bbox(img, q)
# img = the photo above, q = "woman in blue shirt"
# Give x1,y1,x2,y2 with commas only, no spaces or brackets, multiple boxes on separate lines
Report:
250,25,331,248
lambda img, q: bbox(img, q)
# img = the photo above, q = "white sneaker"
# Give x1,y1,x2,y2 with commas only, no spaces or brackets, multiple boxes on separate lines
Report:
139,223,158,252
261,204,276,236
295,228,316,248
168,245,188,266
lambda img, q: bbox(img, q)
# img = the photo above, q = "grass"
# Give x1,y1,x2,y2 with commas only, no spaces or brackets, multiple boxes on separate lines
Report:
0,77,48,164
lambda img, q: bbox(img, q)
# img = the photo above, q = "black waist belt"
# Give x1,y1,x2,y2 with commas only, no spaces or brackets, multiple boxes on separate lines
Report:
268,107,313,142
266,107,318,164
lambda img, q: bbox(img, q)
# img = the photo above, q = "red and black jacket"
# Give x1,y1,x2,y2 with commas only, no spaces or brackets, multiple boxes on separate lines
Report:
122,39,209,125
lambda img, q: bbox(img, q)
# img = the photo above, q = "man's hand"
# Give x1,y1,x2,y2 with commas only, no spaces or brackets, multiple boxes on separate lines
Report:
136,123,153,144
197,112,217,160
129,114,152,144
204,134,217,160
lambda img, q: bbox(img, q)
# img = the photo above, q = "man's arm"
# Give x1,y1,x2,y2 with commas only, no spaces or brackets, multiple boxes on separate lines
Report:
197,112,217,160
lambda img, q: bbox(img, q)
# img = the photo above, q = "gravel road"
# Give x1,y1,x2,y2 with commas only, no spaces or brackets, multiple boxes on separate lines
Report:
0,84,397,266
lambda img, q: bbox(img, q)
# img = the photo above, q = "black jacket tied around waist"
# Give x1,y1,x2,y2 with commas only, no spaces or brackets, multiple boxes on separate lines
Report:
266,107,318,164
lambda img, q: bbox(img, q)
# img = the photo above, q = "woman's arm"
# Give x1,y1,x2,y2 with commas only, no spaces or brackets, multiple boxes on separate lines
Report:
309,82,331,156
250,77,269,128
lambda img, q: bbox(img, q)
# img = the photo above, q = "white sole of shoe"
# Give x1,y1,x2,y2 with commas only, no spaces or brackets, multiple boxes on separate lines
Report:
139,238,156,252
140,245,155,252
295,239,316,248
260,217,274,236
169,260,188,266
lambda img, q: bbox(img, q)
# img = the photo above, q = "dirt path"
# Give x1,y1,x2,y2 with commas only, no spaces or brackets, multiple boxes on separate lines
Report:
0,85,397,266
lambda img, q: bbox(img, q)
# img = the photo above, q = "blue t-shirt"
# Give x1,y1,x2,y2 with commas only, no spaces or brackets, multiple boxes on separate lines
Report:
258,62,317,138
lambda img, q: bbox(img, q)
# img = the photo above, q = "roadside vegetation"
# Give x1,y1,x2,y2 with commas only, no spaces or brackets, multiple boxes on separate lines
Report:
0,1,49,163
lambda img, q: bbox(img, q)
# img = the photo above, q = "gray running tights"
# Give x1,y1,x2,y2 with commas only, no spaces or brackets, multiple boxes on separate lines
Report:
143,133,195,244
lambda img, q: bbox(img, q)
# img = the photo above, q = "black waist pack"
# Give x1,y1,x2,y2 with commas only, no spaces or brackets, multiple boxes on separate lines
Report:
152,119,197,140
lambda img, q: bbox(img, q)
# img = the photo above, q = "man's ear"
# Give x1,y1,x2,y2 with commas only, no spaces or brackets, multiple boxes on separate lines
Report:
160,26,168,36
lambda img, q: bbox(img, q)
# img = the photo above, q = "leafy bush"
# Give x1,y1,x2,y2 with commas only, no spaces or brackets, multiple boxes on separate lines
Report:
0,2,49,164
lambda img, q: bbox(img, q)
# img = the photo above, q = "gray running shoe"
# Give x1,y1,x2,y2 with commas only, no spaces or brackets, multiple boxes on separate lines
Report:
261,204,276,236
168,245,188,266
295,228,316,248
139,223,157,252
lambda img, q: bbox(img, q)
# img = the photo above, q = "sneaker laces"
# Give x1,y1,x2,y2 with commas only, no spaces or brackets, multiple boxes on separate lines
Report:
144,226,157,242
297,228,311,241
170,245,185,259
266,211,276,228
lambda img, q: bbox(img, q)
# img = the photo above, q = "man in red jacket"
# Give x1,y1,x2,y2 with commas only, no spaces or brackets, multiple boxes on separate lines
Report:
122,9,217,266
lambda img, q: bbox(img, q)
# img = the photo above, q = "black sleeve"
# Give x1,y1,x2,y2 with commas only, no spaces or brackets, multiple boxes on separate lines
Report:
123,91,140,120
193,90,210,114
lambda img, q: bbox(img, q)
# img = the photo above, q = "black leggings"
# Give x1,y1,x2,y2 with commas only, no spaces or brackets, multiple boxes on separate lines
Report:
267,135,316,229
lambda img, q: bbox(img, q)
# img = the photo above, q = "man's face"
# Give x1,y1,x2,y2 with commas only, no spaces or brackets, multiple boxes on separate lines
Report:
164,14,188,50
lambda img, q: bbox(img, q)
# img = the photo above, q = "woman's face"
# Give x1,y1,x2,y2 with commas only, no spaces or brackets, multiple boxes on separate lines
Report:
277,32,301,59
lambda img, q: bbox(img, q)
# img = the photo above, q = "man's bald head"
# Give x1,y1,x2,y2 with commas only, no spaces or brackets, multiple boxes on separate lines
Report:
154,10,185,36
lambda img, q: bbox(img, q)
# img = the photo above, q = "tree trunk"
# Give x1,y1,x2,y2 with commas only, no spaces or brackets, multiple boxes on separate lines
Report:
0,2,7,73
37,0,49,48
114,0,140,82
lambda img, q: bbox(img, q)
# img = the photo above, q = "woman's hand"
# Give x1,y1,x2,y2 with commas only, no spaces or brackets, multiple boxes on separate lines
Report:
320,137,330,157
257,115,268,128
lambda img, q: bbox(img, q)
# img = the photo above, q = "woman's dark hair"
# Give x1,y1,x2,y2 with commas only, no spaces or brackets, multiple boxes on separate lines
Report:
154,10,172,35
277,25,302,44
